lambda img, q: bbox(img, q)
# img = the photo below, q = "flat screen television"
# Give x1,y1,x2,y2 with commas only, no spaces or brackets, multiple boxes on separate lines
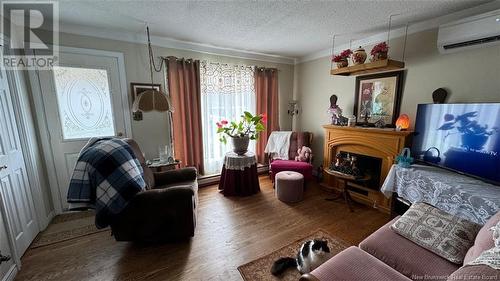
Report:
412,103,500,185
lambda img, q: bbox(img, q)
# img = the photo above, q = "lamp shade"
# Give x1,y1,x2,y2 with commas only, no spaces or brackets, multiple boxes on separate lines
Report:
395,114,410,130
132,89,173,112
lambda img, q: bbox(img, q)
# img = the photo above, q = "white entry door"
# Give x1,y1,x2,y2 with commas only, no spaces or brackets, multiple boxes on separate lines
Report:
37,48,131,211
0,55,39,255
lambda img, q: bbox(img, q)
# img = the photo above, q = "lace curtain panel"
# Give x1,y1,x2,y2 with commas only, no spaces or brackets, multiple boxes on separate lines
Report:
200,61,256,175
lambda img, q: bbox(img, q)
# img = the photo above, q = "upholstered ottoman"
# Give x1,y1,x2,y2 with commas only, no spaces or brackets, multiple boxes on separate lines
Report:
275,171,304,203
270,160,313,181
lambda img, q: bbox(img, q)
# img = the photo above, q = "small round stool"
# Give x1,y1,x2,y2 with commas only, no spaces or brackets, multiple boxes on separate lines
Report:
275,171,304,203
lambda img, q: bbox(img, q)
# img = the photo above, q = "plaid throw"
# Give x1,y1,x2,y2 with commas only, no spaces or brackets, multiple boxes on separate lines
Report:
67,138,146,229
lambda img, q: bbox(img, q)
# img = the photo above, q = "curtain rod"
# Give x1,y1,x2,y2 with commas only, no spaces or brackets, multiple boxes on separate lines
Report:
160,56,195,62
256,67,279,72
160,56,280,71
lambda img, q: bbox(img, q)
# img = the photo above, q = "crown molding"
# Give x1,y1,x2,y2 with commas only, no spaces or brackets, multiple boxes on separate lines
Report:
297,1,500,64
58,22,296,65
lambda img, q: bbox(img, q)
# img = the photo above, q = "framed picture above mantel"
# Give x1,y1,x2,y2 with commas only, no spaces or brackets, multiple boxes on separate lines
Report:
353,70,404,127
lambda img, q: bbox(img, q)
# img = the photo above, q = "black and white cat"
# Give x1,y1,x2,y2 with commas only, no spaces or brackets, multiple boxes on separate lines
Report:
271,239,331,276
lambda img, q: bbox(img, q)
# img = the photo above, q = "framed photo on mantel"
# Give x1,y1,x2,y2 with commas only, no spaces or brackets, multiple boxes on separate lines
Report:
353,70,404,127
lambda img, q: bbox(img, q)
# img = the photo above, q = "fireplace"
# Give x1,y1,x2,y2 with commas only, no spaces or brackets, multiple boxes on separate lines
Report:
322,125,412,213
328,151,382,190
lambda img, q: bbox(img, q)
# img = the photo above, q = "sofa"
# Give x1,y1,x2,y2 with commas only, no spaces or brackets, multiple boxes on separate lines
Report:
109,139,198,242
300,211,500,281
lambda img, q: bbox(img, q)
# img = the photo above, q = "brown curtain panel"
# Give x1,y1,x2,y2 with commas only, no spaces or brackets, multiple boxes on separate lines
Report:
255,68,279,164
167,57,204,174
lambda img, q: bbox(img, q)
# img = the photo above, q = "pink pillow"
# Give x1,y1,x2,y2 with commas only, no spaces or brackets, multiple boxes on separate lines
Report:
463,211,500,264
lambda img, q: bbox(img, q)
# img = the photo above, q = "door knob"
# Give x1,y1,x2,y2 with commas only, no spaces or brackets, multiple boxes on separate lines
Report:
0,165,7,171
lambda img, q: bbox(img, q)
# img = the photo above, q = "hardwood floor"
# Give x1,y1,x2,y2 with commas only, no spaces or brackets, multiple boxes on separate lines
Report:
17,176,390,281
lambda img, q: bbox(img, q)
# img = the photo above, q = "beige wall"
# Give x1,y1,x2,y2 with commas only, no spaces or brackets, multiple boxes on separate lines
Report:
295,28,500,167
50,32,294,159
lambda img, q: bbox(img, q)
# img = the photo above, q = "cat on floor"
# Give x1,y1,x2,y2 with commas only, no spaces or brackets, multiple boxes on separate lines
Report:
271,239,331,276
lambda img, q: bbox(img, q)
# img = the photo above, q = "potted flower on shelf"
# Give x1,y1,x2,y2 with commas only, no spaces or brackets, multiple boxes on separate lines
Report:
370,42,389,61
331,49,352,68
216,112,266,155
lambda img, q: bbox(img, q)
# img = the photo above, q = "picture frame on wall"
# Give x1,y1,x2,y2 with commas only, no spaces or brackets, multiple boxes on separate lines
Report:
353,70,404,127
130,82,161,101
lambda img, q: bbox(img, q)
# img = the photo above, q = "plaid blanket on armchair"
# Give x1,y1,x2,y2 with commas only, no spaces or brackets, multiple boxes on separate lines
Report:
67,137,146,229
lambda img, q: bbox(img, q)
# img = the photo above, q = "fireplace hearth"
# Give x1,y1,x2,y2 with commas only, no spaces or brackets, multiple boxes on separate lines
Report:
328,152,382,189
322,125,412,213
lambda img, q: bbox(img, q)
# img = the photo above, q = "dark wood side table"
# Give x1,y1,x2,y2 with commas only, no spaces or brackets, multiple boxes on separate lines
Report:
148,160,181,172
324,169,371,212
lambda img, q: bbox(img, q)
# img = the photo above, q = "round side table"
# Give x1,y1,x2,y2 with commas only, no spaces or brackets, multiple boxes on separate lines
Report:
219,151,260,196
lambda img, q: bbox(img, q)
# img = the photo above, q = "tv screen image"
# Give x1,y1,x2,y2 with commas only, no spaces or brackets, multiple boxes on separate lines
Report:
412,103,500,185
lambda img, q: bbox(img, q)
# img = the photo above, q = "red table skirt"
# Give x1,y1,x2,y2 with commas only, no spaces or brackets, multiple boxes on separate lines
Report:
219,164,260,196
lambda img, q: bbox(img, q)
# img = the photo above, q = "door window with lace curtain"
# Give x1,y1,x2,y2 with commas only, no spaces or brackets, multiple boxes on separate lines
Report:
200,61,255,175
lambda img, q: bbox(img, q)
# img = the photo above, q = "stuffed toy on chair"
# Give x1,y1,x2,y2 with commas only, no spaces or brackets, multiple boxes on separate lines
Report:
295,146,312,162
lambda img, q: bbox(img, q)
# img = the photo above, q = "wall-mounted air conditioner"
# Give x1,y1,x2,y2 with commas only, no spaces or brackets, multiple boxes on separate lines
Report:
437,9,500,54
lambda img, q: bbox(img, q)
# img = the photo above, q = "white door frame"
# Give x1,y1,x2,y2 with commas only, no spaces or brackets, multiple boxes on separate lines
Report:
28,46,132,214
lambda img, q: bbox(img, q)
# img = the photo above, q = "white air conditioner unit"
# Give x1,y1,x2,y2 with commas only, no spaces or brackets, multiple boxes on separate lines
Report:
437,9,500,54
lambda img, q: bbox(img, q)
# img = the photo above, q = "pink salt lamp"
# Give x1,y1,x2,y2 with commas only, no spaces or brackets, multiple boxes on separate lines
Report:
395,114,410,131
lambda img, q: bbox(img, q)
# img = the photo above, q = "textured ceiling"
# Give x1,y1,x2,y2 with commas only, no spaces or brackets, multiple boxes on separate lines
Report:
53,0,492,58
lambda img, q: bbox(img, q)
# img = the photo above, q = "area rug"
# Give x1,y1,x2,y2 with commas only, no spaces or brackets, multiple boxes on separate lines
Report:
238,229,350,281
30,210,109,248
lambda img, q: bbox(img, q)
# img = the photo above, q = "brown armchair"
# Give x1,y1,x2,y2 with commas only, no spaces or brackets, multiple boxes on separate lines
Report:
109,139,198,242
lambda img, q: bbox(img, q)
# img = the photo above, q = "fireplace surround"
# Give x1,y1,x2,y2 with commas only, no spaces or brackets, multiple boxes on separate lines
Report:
322,125,412,213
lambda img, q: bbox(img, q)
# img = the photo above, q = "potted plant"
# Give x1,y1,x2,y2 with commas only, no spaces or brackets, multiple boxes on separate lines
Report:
217,112,266,155
370,42,389,61
331,49,352,68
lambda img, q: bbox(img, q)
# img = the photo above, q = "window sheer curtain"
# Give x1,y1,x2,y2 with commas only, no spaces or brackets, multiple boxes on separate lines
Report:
200,61,256,175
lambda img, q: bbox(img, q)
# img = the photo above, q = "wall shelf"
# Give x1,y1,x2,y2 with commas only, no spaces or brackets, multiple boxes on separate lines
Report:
330,59,405,76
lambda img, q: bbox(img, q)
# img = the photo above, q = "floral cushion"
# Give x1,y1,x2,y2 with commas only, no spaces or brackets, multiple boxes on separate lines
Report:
391,202,481,264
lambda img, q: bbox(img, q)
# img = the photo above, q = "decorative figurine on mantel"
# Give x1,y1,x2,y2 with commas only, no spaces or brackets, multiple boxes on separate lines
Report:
327,94,348,126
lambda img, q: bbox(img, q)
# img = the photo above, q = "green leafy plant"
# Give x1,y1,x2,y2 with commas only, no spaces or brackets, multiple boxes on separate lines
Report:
216,112,267,144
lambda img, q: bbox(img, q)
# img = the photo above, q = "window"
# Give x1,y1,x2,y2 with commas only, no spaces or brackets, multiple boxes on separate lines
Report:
200,61,255,175
52,66,116,140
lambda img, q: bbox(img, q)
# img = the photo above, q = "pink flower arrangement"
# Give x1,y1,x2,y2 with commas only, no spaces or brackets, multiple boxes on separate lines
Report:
216,119,228,128
371,42,389,56
260,113,268,123
216,112,266,144
331,49,352,62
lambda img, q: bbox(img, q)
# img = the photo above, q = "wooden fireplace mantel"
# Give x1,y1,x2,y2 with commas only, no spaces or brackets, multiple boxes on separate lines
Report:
322,125,412,213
